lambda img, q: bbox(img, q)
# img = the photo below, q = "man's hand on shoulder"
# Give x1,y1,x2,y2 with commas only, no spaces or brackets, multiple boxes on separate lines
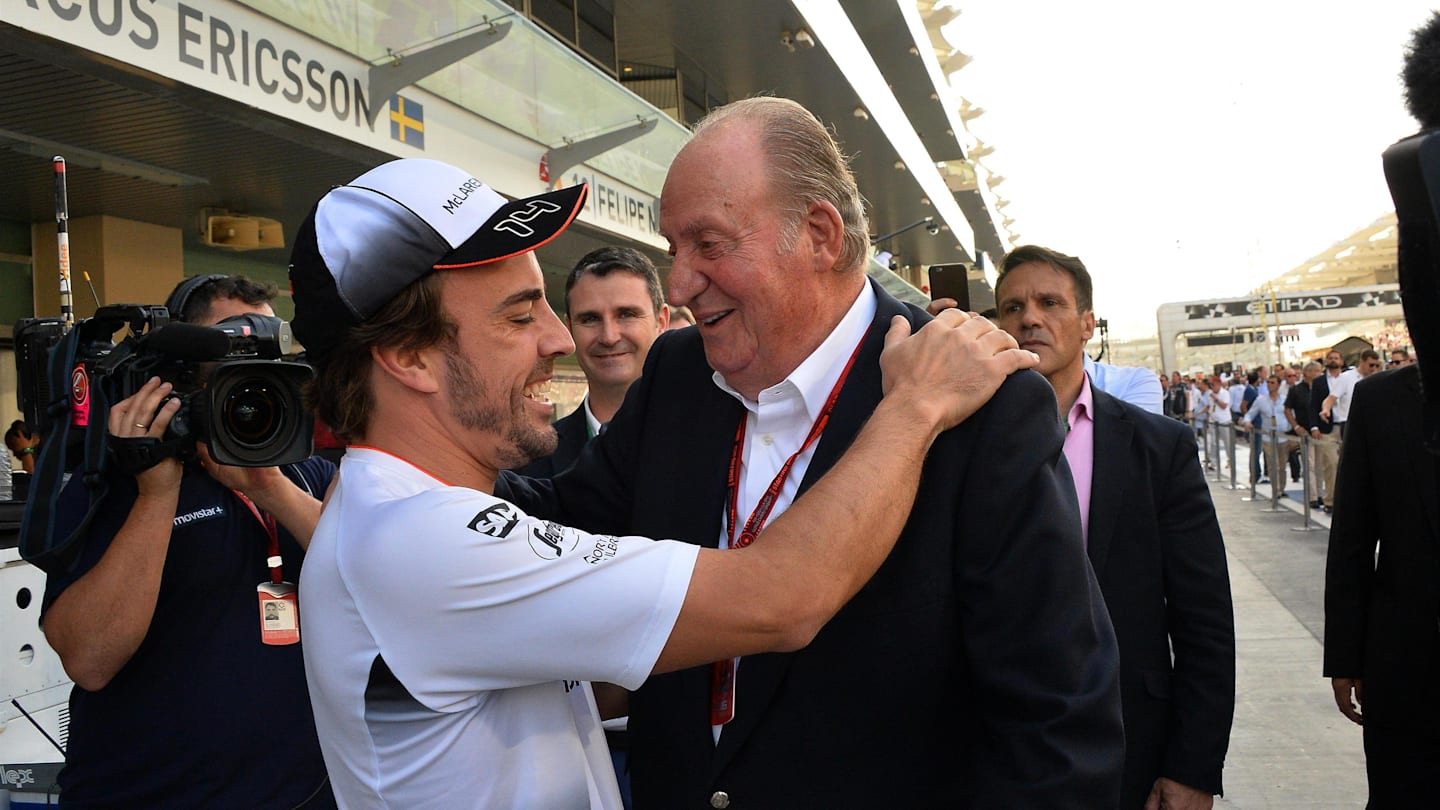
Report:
880,311,1038,433
1144,777,1213,809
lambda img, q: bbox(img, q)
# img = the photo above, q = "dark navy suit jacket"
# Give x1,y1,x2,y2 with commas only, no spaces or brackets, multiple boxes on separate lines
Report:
1087,385,1235,806
1324,365,1440,732
502,280,1125,808
514,405,590,479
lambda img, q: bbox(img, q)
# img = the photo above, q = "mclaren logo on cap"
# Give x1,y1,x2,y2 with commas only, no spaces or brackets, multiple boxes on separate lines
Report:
494,200,563,238
442,179,487,215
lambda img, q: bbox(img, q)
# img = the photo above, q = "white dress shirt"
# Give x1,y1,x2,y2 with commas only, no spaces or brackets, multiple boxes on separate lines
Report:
711,282,876,550
1329,368,1361,423
707,280,875,741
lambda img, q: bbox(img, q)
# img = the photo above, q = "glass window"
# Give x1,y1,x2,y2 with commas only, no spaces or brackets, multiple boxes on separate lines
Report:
238,0,689,196
531,0,576,41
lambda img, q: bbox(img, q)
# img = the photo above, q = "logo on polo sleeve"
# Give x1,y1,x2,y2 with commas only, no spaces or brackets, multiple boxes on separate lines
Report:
468,503,519,538
529,521,579,559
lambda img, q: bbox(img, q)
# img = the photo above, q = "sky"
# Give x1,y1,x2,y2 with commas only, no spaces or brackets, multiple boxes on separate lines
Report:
941,1,1436,339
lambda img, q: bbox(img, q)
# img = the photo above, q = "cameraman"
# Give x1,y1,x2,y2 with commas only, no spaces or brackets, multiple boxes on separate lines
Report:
39,275,336,808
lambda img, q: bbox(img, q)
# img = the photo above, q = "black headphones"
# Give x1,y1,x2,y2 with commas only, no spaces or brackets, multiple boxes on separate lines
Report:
164,274,229,322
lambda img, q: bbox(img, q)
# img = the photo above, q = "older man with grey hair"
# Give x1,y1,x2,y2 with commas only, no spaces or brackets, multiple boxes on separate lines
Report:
504,96,1125,808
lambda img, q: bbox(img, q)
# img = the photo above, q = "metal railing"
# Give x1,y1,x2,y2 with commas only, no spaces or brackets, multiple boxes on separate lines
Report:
1179,395,1327,531
1256,420,1289,513
1226,418,1324,529
1289,432,1321,532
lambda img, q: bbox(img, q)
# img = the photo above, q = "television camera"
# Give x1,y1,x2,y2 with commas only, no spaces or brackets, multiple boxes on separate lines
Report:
15,303,314,469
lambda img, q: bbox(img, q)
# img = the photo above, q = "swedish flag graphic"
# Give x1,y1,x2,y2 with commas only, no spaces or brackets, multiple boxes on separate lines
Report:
390,95,425,149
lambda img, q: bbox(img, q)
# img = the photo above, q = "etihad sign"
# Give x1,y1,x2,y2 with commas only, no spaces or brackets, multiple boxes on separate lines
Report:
1184,289,1402,320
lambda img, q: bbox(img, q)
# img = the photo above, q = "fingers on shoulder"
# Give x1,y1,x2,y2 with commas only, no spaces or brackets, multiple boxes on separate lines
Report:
929,307,973,328
884,315,914,347
998,347,1040,373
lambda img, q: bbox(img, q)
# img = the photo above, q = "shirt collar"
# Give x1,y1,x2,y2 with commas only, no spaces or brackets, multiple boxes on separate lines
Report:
712,281,876,420
582,398,602,437
1069,373,1095,429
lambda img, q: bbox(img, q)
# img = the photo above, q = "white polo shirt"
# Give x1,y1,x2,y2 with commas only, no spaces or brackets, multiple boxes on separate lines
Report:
302,448,698,809
1329,367,1361,423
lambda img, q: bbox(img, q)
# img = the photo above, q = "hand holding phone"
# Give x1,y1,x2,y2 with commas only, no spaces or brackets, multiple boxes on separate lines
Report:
926,264,971,313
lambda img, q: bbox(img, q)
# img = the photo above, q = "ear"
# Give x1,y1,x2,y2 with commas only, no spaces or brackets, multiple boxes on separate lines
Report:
370,342,443,395
655,303,671,332
802,199,845,273
1080,310,1096,343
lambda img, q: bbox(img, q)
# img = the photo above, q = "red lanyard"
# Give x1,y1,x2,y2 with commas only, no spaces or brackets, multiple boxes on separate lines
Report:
711,333,866,727
232,490,283,585
724,335,867,550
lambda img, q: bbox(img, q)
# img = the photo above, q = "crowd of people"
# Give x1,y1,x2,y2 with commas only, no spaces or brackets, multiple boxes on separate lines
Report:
1157,348,1407,509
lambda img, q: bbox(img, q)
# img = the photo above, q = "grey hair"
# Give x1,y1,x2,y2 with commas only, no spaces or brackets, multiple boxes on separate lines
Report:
692,97,870,273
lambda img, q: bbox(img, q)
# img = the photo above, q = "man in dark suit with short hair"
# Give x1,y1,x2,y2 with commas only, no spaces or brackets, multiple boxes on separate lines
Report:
996,244,1236,810
516,246,669,479
1324,363,1440,804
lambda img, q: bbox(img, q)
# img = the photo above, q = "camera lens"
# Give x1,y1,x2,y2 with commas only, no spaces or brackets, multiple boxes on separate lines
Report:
204,359,313,467
221,378,286,448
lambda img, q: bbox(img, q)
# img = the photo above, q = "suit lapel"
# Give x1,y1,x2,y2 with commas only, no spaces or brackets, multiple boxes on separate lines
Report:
710,280,900,777
661,377,738,550
1086,388,1132,576
796,282,896,496
554,410,590,472
640,338,743,774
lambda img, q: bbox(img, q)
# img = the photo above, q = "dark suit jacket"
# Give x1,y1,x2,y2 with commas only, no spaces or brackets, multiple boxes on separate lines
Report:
513,405,590,479
1324,365,1440,732
1087,386,1236,807
502,281,1124,808
1283,380,1312,431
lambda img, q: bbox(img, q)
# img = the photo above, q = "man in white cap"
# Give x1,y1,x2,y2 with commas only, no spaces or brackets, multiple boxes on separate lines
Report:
288,157,1035,809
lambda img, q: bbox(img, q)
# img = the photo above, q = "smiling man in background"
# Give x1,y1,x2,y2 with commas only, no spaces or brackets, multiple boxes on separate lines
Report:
517,247,668,479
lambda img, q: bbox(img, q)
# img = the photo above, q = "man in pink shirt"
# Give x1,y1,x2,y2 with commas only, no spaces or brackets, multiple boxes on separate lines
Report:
996,245,1236,810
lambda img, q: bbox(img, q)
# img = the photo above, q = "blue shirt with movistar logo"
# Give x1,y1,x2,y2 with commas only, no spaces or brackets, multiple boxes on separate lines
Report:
41,457,336,809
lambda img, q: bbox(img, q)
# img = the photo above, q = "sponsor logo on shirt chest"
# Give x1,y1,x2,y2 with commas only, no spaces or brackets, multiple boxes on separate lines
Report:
174,505,225,527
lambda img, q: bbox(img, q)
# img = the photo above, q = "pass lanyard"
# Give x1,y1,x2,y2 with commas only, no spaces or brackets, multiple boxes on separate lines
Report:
232,490,283,585
233,487,301,646
711,333,865,727
723,335,867,550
